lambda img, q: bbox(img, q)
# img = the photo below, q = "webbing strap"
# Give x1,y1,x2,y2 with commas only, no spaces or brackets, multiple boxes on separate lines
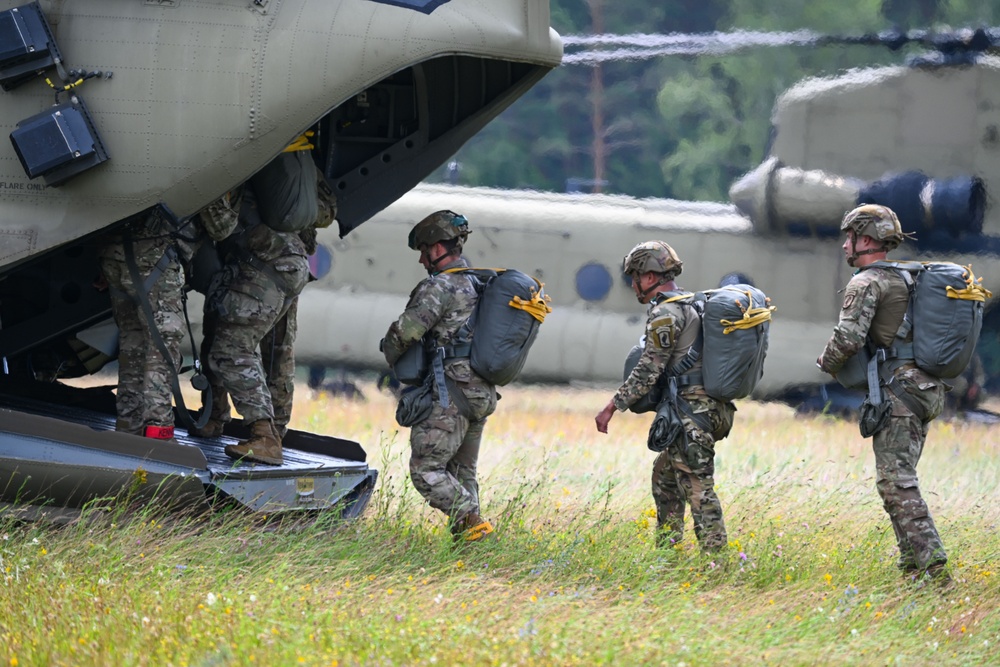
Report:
431,347,450,409
866,349,885,406
124,238,210,431
884,378,929,422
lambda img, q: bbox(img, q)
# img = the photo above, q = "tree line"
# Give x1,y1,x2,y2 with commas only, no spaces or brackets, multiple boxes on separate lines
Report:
429,0,1000,202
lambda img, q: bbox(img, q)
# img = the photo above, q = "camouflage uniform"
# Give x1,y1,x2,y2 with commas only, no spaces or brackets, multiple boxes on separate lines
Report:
819,266,948,571
615,293,735,550
382,257,498,523
203,186,310,426
98,210,185,436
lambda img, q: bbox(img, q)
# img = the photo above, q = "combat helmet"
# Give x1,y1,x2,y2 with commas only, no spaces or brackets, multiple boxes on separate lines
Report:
623,241,683,303
407,210,471,251
622,240,683,280
840,204,910,251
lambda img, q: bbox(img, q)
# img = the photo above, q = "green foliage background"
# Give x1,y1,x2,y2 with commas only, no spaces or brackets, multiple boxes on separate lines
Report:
430,0,1000,201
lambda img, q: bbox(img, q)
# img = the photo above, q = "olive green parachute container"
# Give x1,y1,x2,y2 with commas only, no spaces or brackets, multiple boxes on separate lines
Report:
622,284,773,410
462,268,552,386
699,285,773,400
837,261,991,388
249,151,319,233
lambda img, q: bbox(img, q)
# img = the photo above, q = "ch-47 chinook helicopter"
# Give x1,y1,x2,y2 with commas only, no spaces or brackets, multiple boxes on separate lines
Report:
0,0,562,521
295,26,1000,416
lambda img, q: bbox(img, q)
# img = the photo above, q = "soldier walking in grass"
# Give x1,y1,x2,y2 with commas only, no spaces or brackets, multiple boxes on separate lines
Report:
817,204,950,583
595,241,736,553
381,211,498,543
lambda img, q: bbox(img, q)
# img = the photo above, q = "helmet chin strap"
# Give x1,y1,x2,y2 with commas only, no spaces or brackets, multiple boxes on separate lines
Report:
636,274,668,303
847,233,885,266
426,245,454,273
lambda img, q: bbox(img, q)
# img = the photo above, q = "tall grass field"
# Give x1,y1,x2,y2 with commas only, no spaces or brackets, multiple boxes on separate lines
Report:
1,382,998,666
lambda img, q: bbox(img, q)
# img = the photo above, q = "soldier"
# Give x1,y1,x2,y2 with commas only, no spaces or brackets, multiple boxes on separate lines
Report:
194,184,310,465
98,209,186,440
595,241,735,552
381,211,498,543
817,204,949,582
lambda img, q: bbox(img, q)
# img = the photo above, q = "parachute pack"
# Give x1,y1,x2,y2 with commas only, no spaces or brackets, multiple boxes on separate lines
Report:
393,268,552,387
623,284,773,412
249,149,320,233
837,261,990,388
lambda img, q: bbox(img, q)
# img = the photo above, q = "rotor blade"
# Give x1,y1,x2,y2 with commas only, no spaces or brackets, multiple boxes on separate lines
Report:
562,27,1000,66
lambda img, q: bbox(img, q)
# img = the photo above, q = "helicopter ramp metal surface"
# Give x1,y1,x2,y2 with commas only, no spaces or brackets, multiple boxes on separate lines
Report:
0,396,377,520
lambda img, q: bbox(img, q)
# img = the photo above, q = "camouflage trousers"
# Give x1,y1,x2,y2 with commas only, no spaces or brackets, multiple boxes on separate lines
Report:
203,259,308,424
99,240,184,435
409,380,497,522
651,396,735,551
874,370,947,571
261,298,298,435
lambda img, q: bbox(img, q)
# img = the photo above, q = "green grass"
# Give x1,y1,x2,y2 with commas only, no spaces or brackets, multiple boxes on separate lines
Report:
2,383,998,666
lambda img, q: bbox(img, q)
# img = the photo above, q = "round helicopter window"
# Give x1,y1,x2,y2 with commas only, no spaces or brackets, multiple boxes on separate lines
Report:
309,245,333,280
575,262,613,302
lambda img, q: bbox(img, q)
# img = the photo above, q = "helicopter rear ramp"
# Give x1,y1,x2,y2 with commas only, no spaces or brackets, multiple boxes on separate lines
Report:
0,393,377,522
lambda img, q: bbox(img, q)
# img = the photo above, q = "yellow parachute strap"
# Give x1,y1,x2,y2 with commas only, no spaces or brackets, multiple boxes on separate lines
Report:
283,131,315,152
945,265,993,302
444,268,553,323
718,290,775,335
662,293,694,303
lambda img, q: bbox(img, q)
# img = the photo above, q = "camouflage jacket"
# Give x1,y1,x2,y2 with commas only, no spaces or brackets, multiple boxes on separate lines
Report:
220,184,309,266
382,257,484,385
819,266,911,374
613,290,706,412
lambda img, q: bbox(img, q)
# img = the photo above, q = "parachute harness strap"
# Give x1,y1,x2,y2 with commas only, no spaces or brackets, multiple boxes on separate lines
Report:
444,268,553,323
945,265,993,302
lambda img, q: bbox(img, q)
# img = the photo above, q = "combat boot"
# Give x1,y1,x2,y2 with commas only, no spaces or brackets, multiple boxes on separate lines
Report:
189,418,226,438
224,419,283,465
451,512,495,544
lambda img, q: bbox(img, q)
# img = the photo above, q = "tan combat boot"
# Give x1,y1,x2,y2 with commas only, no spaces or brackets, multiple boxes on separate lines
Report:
451,512,495,543
224,419,283,465
189,418,226,438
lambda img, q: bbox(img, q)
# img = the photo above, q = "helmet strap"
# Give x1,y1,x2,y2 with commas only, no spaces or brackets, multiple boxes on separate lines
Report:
637,273,668,302
847,233,887,266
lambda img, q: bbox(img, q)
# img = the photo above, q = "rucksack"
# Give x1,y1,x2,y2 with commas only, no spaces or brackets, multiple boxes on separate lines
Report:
623,284,773,412
837,261,990,388
392,268,552,387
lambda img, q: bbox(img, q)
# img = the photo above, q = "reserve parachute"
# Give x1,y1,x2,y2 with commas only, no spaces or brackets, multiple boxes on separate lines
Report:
393,268,552,387
837,261,990,388
623,284,773,412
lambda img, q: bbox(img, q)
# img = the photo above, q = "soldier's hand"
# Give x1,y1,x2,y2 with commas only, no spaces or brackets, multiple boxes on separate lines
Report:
595,401,616,434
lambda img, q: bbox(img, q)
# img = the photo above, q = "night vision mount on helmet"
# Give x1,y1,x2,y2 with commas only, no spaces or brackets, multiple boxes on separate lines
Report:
408,210,471,250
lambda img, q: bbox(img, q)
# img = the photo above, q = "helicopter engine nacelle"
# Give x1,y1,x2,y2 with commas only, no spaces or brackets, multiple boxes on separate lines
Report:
730,156,986,244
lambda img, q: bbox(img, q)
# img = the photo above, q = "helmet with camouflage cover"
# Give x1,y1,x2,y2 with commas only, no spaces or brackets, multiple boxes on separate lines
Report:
622,240,683,280
407,210,471,251
840,204,908,251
